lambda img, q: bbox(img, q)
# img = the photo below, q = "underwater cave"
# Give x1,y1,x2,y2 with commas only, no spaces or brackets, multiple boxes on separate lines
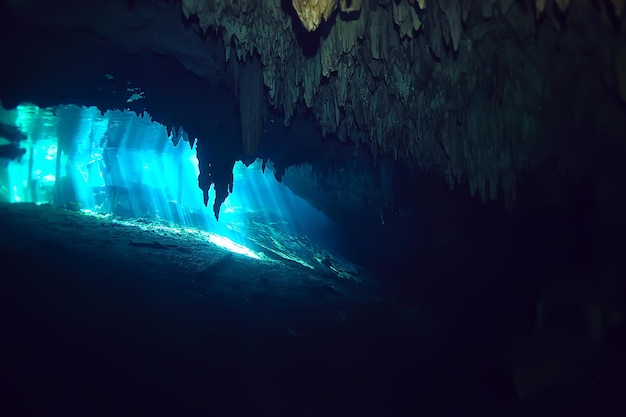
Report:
1,1,625,416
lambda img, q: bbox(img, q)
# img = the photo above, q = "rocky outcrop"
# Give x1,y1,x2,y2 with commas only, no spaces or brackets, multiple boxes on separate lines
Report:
1,0,624,216
180,0,626,206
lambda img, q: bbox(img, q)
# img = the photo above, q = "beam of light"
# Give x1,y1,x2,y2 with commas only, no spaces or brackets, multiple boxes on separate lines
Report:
207,234,261,259
79,212,265,260
1,103,361,279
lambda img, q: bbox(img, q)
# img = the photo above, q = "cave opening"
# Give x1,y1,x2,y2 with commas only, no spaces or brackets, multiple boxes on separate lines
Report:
1,1,625,416
0,102,356,269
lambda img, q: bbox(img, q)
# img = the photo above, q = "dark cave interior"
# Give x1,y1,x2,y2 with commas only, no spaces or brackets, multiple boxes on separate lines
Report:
1,1,625,416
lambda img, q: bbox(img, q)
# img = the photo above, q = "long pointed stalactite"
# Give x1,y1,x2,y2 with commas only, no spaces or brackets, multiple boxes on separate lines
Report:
238,56,266,157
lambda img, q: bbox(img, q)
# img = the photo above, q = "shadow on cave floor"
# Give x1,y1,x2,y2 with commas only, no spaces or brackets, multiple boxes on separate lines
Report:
1,202,624,417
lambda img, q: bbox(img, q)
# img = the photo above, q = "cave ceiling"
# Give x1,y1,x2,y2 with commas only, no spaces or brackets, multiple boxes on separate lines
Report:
0,0,624,221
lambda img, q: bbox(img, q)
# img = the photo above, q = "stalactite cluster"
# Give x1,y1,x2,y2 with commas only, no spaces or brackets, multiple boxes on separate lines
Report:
179,0,625,206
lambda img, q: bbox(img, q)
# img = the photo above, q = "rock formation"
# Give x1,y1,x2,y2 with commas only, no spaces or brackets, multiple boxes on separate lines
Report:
0,0,624,219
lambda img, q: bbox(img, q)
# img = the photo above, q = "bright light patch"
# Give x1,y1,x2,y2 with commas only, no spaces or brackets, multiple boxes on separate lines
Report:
78,210,265,260
12,186,21,202
207,234,261,259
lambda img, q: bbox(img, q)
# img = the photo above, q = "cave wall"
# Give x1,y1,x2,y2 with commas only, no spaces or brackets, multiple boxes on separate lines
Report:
1,0,625,228
181,0,625,205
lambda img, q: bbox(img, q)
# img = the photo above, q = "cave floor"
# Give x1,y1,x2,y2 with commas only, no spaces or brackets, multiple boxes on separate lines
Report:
0,201,376,318
1,202,621,417
0,202,429,416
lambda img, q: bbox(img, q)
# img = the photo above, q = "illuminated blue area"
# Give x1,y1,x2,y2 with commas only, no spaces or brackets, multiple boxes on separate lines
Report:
222,159,336,235
1,104,340,265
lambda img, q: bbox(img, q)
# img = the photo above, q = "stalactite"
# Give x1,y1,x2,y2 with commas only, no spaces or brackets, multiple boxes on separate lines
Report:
176,0,625,208
239,56,265,156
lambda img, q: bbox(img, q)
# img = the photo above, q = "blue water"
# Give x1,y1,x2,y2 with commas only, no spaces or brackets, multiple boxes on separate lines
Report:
1,103,349,267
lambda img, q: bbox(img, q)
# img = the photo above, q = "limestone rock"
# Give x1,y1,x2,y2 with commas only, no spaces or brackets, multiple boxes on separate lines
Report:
441,0,462,51
392,0,411,27
426,0,444,59
410,6,423,32
292,0,338,31
150,0,626,210
535,0,545,19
